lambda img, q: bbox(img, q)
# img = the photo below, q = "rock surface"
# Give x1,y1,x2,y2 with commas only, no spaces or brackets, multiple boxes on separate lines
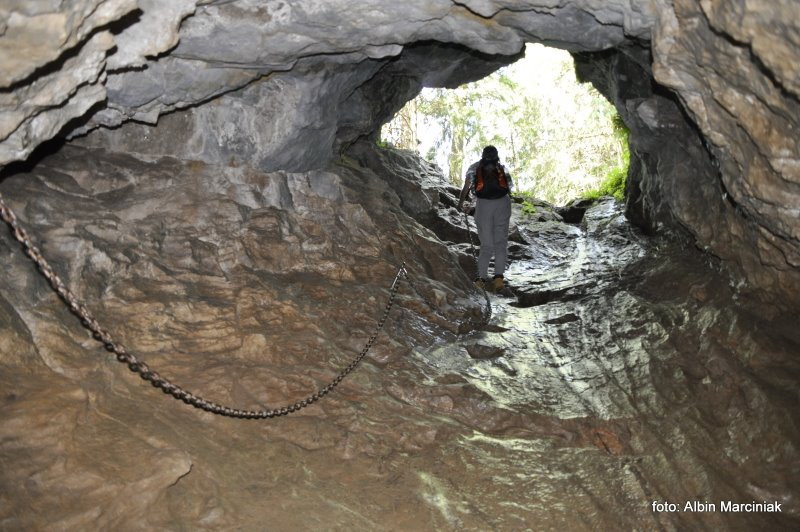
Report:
1,0,800,528
1,144,798,529
76,43,519,174
2,0,798,308
0,0,198,164
650,0,800,309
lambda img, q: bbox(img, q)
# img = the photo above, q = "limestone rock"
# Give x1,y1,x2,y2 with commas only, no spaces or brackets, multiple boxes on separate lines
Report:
77,60,384,172
3,0,792,305
0,0,136,86
648,0,800,304
1,144,799,529
0,30,114,164
1,0,800,526
574,24,800,306
2,0,655,168
77,41,522,174
556,198,595,224
105,0,198,71
0,0,198,165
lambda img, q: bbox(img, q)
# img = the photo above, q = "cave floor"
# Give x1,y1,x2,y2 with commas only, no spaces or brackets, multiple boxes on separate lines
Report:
0,147,798,530
392,198,800,530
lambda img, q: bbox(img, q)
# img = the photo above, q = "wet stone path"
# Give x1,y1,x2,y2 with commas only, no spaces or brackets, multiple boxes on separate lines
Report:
401,196,799,530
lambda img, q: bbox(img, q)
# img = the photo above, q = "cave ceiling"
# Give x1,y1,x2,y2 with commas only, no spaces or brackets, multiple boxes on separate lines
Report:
0,0,798,304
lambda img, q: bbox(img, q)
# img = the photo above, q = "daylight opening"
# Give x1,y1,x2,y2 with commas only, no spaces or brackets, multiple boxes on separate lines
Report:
381,44,630,206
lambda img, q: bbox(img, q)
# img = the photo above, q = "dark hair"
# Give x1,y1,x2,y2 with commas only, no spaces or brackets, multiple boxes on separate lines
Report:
480,146,499,177
481,145,499,162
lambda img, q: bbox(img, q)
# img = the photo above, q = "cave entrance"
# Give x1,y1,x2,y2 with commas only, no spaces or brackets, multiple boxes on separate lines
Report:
380,44,629,206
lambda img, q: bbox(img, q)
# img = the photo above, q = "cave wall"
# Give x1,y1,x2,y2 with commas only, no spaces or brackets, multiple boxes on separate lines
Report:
2,2,800,528
0,0,650,166
650,0,800,307
74,43,522,173
1,0,799,306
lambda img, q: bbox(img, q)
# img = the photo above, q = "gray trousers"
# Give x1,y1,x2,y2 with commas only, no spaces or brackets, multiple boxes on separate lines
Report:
474,195,511,279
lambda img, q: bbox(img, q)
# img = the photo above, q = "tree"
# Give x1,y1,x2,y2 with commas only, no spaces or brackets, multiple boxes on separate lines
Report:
381,44,628,204
382,98,418,150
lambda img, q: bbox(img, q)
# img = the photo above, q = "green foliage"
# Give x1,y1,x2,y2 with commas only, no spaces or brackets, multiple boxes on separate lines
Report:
582,123,630,201
583,166,627,201
515,191,539,216
424,146,437,162
381,44,631,204
522,201,538,216
415,84,508,184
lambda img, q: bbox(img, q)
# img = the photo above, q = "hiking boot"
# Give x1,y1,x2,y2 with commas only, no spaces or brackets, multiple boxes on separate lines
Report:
489,275,504,292
474,278,487,290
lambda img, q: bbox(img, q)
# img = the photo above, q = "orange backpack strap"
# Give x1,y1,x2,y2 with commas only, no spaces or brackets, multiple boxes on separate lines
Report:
497,165,508,189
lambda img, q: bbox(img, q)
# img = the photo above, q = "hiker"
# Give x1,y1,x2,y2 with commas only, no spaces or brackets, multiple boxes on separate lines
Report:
457,145,513,292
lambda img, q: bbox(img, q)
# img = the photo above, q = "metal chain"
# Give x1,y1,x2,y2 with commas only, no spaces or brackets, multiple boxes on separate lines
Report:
463,210,481,277
0,190,497,418
0,192,409,419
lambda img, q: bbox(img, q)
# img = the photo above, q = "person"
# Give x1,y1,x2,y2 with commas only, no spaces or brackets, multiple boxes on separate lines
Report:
457,145,513,292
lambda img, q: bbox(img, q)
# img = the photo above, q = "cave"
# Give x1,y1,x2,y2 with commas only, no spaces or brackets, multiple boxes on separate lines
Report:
1,1,799,529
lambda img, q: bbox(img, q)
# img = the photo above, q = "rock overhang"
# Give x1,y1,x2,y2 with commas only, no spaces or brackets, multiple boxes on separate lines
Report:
0,1,652,166
0,0,798,308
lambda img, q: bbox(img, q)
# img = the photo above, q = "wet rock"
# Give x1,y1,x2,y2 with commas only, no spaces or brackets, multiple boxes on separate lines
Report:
465,343,505,360
590,427,625,456
2,0,800,309
490,357,518,377
556,198,595,224
513,288,570,308
508,226,528,244
478,324,511,333
1,145,799,529
1,0,800,527
0,146,460,527
544,313,580,325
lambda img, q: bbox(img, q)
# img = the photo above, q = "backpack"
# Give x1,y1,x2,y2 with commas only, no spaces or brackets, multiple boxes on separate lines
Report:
475,162,509,199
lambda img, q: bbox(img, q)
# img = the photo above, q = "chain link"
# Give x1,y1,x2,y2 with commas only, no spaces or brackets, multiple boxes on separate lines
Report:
0,192,416,419
0,192,494,419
